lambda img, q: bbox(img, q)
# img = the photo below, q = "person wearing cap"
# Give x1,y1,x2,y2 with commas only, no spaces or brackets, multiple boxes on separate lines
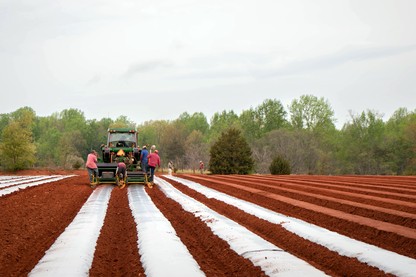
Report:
86,150,98,187
147,149,160,188
140,145,149,173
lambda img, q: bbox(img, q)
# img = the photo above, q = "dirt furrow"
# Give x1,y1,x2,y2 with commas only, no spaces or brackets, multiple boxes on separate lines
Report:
161,176,391,276
0,176,92,276
229,175,416,202
90,187,145,276
206,175,416,228
259,175,416,191
146,185,267,277
179,174,416,259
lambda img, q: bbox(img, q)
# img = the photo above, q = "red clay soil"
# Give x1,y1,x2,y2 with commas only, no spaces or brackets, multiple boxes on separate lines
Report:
0,170,92,276
90,187,145,276
0,170,415,276
146,185,267,277
177,174,416,259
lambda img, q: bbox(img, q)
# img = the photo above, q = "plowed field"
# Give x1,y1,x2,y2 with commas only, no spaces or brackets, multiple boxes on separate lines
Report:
1,170,415,276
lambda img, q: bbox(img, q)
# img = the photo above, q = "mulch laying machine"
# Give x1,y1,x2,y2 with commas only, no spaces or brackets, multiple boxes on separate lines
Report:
92,128,148,188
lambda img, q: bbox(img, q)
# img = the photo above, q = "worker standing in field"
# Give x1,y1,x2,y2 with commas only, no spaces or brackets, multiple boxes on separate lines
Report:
86,150,98,188
199,160,204,174
168,160,174,175
140,145,149,173
147,150,161,188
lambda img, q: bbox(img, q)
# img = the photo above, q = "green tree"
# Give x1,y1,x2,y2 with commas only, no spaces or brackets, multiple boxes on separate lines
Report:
239,108,261,142
240,99,288,142
385,108,416,174
209,128,254,174
289,94,336,131
339,110,387,174
160,121,186,169
110,115,136,129
0,120,36,171
177,112,209,136
209,110,240,143
138,120,169,147
257,99,288,133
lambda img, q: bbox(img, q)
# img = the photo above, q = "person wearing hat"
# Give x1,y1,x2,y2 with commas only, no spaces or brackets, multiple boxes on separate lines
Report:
86,150,98,187
140,145,149,173
147,149,160,188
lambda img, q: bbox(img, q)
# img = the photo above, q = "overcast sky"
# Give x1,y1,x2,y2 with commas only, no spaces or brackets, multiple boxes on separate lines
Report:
1,0,415,128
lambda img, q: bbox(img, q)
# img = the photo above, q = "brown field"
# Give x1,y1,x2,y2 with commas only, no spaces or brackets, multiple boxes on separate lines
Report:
0,170,415,276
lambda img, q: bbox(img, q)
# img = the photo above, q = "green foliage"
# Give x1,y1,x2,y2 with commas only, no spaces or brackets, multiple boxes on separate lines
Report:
209,110,241,143
0,120,36,171
110,115,136,129
269,155,291,175
339,110,388,174
240,99,288,142
289,94,336,131
177,112,209,136
0,99,415,176
209,128,254,174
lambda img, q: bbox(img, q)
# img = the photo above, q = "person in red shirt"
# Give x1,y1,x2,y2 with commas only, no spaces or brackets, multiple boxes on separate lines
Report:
147,149,160,188
86,150,98,187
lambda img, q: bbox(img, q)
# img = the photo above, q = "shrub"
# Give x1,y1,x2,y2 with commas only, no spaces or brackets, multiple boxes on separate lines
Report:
66,155,84,170
209,128,254,174
269,155,291,175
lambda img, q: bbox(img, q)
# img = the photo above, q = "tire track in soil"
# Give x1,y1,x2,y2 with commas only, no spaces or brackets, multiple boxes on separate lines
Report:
90,186,145,276
0,176,92,276
161,176,391,277
178,174,416,260
146,185,267,277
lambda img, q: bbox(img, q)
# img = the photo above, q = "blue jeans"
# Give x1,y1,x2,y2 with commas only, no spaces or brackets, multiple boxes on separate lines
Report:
87,167,99,182
149,166,156,182
142,161,148,173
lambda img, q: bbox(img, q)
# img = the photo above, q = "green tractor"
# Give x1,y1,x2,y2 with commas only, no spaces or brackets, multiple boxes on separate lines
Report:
94,128,148,188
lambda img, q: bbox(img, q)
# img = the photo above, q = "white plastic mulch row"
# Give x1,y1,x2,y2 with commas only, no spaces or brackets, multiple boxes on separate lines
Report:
0,176,40,188
29,185,114,277
128,185,205,277
155,177,326,276
164,175,416,277
0,175,75,196
0,175,32,183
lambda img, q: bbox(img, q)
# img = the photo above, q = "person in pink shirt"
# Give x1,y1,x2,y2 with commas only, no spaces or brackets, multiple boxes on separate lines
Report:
147,149,160,188
86,150,98,187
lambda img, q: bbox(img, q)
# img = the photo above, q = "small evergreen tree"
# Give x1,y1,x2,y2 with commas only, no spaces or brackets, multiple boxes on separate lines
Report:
269,155,291,175
209,128,254,174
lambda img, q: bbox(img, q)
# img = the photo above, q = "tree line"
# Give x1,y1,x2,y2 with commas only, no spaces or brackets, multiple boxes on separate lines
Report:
0,94,415,175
